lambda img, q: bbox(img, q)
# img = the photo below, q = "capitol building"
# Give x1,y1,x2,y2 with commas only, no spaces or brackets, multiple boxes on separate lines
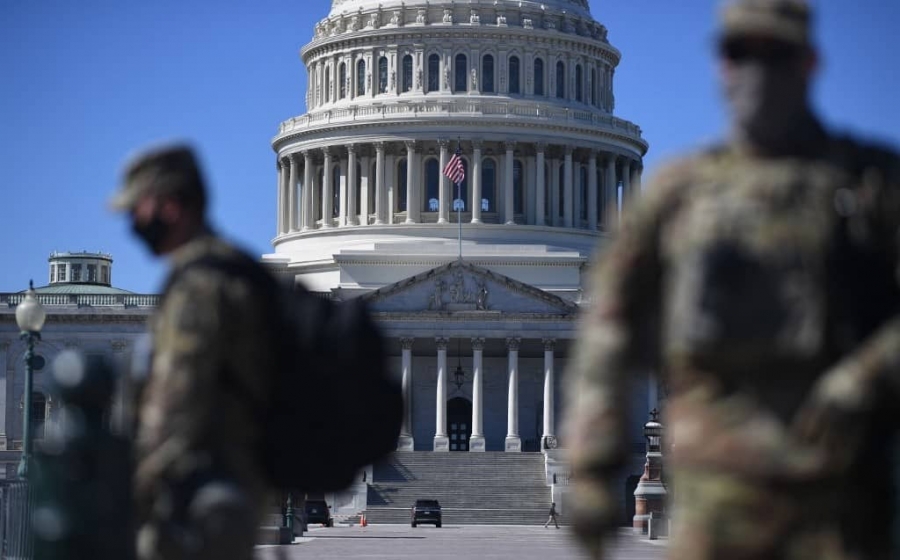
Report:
0,0,659,525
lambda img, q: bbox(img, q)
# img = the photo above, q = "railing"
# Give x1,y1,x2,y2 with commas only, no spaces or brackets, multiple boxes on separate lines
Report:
0,480,33,559
1,293,160,309
277,98,645,141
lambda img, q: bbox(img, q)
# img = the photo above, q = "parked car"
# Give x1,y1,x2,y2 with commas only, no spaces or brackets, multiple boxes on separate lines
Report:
411,499,442,528
305,500,333,527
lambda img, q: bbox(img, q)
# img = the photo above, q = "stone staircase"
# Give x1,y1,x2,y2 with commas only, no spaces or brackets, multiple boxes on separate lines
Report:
366,451,552,525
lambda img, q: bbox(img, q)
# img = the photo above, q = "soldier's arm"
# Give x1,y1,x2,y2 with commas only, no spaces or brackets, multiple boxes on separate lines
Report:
794,153,900,456
564,164,679,546
134,268,230,496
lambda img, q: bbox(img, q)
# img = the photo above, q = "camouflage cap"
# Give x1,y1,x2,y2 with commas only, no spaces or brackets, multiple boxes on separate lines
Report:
109,143,206,212
719,0,813,47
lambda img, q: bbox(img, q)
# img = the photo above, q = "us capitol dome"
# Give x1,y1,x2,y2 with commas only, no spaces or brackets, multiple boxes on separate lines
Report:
266,0,648,300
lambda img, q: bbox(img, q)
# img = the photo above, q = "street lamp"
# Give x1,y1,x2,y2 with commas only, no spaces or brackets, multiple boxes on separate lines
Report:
15,280,46,479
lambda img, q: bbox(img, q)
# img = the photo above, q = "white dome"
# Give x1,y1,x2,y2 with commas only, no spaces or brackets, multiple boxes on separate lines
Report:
329,0,592,19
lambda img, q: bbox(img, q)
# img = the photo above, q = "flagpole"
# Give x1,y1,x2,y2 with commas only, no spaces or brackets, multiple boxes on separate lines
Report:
456,179,462,260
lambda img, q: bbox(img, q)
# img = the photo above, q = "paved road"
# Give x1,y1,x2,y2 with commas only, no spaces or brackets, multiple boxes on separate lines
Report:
256,524,667,560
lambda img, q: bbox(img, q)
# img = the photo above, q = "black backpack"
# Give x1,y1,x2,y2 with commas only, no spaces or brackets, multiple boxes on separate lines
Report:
164,252,402,493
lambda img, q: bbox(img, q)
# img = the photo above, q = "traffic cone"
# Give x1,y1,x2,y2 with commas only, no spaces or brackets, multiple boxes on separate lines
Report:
361,513,367,527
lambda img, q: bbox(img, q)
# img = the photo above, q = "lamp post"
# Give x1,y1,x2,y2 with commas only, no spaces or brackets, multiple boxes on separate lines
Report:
15,280,46,479
633,409,666,536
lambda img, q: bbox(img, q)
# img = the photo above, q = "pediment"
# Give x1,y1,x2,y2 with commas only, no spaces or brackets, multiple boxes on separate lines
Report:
361,260,577,315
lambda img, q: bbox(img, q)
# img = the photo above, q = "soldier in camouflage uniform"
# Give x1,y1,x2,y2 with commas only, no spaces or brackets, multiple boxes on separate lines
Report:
111,144,277,560
564,1,900,558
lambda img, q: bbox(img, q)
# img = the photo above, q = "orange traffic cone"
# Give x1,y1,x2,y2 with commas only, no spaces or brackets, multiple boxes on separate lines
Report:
360,513,367,527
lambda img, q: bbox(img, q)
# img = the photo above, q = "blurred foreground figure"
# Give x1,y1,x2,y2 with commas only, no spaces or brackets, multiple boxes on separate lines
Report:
564,1,900,558
111,144,276,560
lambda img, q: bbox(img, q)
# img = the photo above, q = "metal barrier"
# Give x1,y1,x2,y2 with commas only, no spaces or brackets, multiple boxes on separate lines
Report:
0,480,33,560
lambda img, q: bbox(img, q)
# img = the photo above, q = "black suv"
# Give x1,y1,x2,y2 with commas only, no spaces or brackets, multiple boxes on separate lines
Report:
305,500,333,527
411,499,442,528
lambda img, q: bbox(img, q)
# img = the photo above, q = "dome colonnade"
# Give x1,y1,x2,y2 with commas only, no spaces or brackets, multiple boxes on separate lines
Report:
271,0,647,248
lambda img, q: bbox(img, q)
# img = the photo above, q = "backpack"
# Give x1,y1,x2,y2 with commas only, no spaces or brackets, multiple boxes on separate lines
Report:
163,251,402,493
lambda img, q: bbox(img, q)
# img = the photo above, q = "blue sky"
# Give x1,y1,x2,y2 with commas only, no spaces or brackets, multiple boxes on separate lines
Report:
1,1,897,294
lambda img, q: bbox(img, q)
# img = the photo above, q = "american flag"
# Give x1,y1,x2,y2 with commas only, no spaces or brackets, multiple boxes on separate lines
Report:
442,145,465,185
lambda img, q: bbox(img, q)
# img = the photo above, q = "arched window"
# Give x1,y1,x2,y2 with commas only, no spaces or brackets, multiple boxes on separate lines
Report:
452,160,469,211
339,62,347,99
575,65,583,102
591,68,597,106
332,165,341,218
513,159,524,214
580,166,588,220
481,159,497,213
534,58,545,96
508,56,520,94
32,393,47,439
424,158,440,212
356,59,366,97
325,66,331,102
556,61,565,99
427,54,440,92
402,54,413,93
558,164,565,218
454,53,468,93
482,54,494,93
378,56,388,94
398,159,408,211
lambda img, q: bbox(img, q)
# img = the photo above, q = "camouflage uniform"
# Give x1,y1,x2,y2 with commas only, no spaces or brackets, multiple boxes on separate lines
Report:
110,144,276,560
564,2,900,559
134,232,276,560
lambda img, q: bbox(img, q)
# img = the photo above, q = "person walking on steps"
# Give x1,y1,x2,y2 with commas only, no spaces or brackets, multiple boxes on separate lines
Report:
544,502,560,529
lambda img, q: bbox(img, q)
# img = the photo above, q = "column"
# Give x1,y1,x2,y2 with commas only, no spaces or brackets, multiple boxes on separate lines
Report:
412,150,423,222
405,141,417,224
339,157,348,226
322,147,334,227
434,337,450,451
504,141,515,224
469,337,485,452
620,159,632,213
347,145,358,225
551,159,560,226
631,160,643,198
588,150,598,231
302,151,314,231
398,337,415,451
360,154,371,225
471,140,483,223
438,140,449,224
505,337,522,452
541,339,556,450
288,153,300,232
564,146,574,228
374,142,386,224
604,155,617,230
275,158,284,235
535,144,546,226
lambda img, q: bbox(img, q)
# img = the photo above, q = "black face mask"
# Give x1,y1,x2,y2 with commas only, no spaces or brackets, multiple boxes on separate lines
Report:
131,211,169,255
723,54,812,150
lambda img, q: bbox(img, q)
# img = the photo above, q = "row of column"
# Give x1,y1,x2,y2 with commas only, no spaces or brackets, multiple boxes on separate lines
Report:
396,337,557,453
275,142,642,235
306,45,615,113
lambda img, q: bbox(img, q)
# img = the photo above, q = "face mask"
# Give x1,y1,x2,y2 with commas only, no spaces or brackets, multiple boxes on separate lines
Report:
130,211,169,255
723,58,810,148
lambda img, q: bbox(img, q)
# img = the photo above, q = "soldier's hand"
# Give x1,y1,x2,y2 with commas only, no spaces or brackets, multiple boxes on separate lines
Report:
569,477,619,560
791,363,875,472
